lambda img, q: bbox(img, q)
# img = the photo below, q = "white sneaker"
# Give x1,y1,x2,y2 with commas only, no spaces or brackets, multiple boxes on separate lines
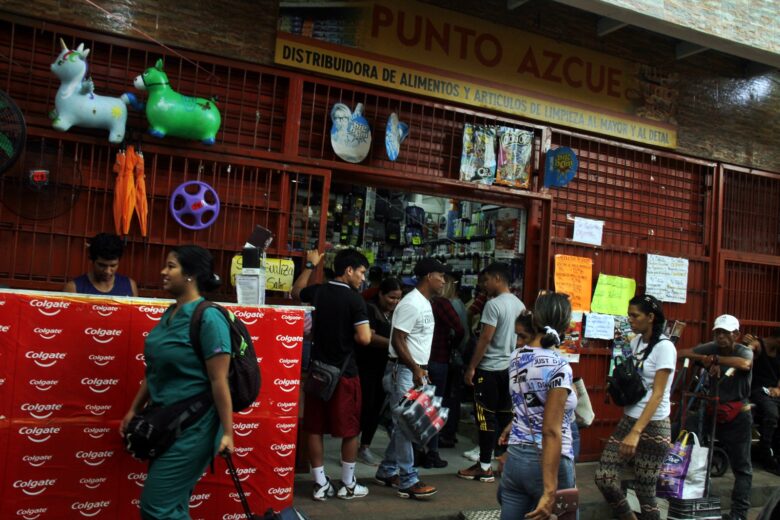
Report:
358,447,381,466
312,477,335,501
337,479,369,500
462,446,494,462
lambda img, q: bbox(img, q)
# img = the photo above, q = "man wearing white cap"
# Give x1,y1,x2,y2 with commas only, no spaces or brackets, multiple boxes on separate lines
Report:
678,314,753,520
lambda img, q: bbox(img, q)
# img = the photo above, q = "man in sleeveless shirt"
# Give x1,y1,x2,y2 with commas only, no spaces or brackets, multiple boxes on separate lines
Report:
64,233,138,296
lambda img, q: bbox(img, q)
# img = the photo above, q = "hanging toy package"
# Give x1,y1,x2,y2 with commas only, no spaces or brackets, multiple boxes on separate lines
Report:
459,124,496,185
496,127,533,189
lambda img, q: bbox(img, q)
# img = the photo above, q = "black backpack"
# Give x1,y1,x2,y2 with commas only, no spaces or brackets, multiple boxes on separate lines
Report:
606,337,657,407
190,301,261,412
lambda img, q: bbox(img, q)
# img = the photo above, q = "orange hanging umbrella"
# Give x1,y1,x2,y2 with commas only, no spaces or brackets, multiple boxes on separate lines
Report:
113,145,137,236
133,148,148,237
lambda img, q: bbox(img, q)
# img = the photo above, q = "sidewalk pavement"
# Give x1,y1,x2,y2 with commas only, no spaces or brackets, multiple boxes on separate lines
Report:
292,428,777,520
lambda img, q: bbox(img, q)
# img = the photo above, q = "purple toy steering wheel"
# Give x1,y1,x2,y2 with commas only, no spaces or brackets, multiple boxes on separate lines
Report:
169,180,220,230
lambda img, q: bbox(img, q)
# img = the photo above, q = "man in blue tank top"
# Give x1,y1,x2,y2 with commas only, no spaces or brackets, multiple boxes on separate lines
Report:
64,233,138,296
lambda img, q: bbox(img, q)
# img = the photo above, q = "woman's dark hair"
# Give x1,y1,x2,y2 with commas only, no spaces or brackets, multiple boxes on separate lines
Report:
532,292,572,349
378,277,402,295
89,233,124,261
171,245,221,295
629,294,666,352
515,312,534,333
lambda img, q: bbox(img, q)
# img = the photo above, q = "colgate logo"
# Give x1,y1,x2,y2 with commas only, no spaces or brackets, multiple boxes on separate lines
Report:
33,327,62,340
233,422,260,437
25,351,67,368
189,493,211,508
234,446,254,458
29,378,59,391
274,378,299,393
19,426,61,443
281,313,303,325
22,454,53,467
81,377,120,393
79,477,107,490
85,404,112,416
13,478,56,496
0,324,11,333
274,466,294,477
127,472,147,487
279,358,299,369
139,306,166,321
277,401,296,413
21,402,63,420
276,335,302,349
84,327,123,344
237,401,260,416
223,514,249,520
276,422,296,434
229,490,253,503
30,299,71,316
232,309,264,324
16,507,47,520
224,466,256,482
135,353,146,366
92,304,119,316
88,354,116,367
270,443,296,457
269,486,293,501
70,500,110,517
84,426,111,439
76,450,114,466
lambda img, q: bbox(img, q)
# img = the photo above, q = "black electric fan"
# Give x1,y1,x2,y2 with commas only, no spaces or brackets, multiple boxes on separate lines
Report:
0,89,26,175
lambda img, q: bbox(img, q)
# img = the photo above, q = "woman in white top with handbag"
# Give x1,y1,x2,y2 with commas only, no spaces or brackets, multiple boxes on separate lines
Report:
595,294,677,520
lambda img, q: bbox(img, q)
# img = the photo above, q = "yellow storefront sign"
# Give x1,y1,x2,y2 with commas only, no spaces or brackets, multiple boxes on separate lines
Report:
275,0,677,148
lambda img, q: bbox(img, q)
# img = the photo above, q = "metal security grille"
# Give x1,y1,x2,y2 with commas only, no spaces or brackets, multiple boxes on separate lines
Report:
298,78,543,183
722,167,780,256
721,260,780,336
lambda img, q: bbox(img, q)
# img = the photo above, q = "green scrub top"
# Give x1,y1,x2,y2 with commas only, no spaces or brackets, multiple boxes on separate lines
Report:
140,298,232,520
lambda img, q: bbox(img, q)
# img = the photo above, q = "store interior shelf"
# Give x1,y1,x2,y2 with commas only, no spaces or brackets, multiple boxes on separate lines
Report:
421,235,496,246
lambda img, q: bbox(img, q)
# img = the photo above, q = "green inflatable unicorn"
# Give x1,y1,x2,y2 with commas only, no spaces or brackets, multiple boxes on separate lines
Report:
128,59,221,145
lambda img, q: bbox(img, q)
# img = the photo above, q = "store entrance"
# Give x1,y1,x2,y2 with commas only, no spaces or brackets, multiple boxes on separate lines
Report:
324,180,530,297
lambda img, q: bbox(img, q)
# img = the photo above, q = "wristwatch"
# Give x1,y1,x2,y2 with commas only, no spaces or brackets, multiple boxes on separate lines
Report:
305,261,315,270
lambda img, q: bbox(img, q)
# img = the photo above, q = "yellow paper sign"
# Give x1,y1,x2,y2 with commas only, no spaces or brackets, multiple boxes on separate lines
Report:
554,255,593,312
265,258,295,292
590,274,636,316
230,254,243,287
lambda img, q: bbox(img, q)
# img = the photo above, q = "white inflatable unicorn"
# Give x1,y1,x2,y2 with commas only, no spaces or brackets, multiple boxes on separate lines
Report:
50,39,128,143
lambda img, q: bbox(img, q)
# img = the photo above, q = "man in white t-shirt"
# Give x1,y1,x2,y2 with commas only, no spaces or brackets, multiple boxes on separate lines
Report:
375,258,448,500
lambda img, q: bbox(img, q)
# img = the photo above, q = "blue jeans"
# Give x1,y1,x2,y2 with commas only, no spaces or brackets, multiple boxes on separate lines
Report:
376,362,418,489
498,444,576,520
571,420,580,462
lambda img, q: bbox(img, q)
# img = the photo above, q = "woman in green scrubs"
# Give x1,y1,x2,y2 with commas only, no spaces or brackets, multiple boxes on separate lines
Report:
120,245,234,519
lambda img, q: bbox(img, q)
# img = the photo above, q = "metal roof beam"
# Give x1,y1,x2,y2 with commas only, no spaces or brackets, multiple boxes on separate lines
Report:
597,17,628,37
507,0,532,9
675,41,708,60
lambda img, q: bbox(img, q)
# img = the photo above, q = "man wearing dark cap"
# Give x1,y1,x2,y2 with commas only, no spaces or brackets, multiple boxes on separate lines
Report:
375,257,448,500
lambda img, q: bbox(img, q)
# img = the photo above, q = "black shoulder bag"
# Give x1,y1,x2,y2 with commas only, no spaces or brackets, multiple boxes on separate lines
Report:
606,337,657,407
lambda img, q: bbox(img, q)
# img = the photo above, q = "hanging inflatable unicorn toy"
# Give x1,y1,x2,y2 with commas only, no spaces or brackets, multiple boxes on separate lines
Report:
50,39,129,143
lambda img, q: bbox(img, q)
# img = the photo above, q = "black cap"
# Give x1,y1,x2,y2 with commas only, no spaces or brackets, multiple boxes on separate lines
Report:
414,257,451,278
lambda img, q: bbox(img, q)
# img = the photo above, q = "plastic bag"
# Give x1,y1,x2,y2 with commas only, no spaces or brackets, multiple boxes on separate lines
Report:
656,430,708,499
393,385,449,446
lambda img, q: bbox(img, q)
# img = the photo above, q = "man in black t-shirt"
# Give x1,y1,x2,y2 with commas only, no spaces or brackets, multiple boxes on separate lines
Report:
744,328,780,473
300,249,373,502
679,314,753,520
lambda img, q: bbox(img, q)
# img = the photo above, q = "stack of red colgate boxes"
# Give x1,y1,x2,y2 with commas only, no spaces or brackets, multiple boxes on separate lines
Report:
0,291,304,520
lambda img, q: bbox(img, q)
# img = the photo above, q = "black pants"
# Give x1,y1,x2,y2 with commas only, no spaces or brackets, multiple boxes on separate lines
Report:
752,391,780,453
474,368,513,465
357,355,387,446
715,411,753,518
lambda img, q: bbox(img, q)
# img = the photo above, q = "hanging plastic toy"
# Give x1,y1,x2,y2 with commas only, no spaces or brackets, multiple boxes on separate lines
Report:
330,102,371,163
385,113,409,161
50,39,129,143
169,180,220,230
127,59,221,145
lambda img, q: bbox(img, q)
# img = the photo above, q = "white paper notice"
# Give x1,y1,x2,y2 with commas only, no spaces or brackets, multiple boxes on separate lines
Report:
646,254,689,303
584,313,615,339
236,274,261,305
573,217,604,246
